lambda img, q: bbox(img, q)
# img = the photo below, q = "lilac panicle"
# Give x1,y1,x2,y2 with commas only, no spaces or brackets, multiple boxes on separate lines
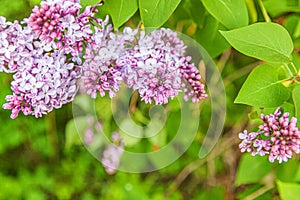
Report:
81,26,137,98
1,0,208,118
0,18,34,73
117,28,207,104
3,49,80,118
1,18,80,118
180,56,208,102
28,0,81,43
27,0,104,58
239,108,300,163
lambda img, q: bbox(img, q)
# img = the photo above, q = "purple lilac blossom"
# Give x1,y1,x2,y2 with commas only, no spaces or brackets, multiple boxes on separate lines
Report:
81,26,137,98
117,28,207,104
1,20,80,118
238,108,300,163
101,132,124,175
0,17,34,73
83,115,103,145
180,56,208,102
1,0,208,118
3,49,80,118
84,128,94,145
27,0,104,59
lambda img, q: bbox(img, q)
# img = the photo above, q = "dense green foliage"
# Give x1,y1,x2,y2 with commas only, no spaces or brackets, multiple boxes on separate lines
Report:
1,0,300,199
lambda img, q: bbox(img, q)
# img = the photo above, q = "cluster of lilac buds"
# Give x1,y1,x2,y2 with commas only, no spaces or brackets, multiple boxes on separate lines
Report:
1,0,208,119
239,108,300,163
27,0,105,58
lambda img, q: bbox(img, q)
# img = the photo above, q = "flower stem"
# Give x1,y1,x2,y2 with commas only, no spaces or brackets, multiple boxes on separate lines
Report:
258,0,271,22
291,62,298,74
283,63,294,78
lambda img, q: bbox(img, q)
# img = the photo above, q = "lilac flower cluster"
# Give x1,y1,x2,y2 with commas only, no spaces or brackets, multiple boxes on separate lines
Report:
101,132,124,175
116,28,207,104
27,0,104,59
0,17,33,73
239,108,300,163
81,27,207,103
1,0,208,119
0,0,105,118
180,57,208,102
81,26,136,98
0,19,80,118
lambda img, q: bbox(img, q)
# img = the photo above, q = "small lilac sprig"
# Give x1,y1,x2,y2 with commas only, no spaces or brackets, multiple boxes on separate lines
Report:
239,108,300,163
101,132,124,175
83,115,102,145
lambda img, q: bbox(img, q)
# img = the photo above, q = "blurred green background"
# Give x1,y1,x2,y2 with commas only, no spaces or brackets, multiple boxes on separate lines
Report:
1,0,300,199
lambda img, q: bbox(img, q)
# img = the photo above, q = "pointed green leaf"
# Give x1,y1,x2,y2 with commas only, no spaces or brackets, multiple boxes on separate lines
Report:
220,23,294,63
264,0,300,18
81,0,102,7
235,64,290,107
236,154,273,185
139,0,181,28
183,0,206,26
276,159,300,182
195,14,230,58
106,0,138,29
202,0,249,29
277,180,300,200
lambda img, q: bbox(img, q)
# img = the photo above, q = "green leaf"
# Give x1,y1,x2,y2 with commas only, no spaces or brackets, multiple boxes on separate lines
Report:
202,0,248,29
277,180,300,200
139,0,181,28
81,0,101,7
195,15,230,58
263,0,300,18
284,15,300,39
293,86,300,127
105,0,138,29
236,154,273,185
220,23,294,63
235,64,290,107
276,159,300,182
183,0,206,27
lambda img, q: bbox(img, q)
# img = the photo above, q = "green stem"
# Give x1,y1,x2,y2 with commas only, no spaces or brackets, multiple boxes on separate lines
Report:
283,63,294,78
291,62,298,74
245,0,258,23
258,0,271,22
